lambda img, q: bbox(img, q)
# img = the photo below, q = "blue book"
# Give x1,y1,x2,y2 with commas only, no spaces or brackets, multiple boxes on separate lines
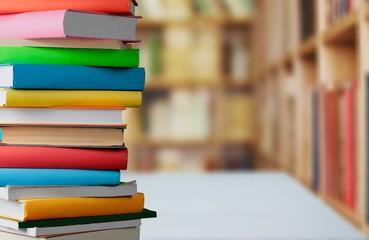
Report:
0,64,145,90
0,169,120,186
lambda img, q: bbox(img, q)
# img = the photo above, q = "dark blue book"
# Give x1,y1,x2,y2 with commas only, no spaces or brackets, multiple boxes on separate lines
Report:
0,169,120,186
0,64,145,90
311,90,320,191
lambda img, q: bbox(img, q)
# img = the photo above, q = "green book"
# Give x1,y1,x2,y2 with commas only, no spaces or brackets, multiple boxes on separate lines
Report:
11,209,157,228
0,46,139,67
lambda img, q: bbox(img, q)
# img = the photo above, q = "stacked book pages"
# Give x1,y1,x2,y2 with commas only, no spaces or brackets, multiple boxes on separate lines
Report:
0,0,156,239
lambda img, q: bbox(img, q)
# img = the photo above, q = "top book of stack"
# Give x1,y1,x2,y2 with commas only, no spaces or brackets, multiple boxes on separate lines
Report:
0,0,138,15
0,10,139,41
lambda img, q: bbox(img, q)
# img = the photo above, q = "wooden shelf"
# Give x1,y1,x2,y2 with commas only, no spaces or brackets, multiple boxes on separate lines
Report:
298,35,317,58
224,82,254,90
138,17,253,28
221,17,253,26
323,10,358,44
221,140,254,146
145,80,220,90
133,139,213,148
137,20,165,28
223,76,254,89
280,52,294,69
252,0,369,235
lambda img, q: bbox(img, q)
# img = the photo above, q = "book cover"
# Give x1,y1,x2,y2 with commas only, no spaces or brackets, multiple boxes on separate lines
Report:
5,209,156,228
0,193,144,221
0,10,139,41
322,88,340,199
0,219,140,237
311,90,320,191
0,47,139,67
343,83,356,210
0,227,140,240
0,126,125,148
0,108,125,126
0,182,137,201
0,89,142,108
0,64,145,91
0,146,128,170
0,169,120,187
0,0,137,15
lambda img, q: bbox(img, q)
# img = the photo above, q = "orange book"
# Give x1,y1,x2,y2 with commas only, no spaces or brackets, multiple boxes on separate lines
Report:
0,0,138,14
0,193,144,221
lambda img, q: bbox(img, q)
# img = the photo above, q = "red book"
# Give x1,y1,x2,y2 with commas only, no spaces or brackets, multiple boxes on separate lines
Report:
0,146,128,170
343,83,356,210
322,87,340,198
0,0,138,14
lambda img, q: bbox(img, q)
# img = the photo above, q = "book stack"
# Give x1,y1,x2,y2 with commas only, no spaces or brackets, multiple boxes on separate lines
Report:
0,0,156,239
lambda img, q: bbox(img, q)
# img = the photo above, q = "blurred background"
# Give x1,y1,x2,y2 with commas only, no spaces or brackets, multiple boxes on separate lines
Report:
126,0,256,172
124,0,369,235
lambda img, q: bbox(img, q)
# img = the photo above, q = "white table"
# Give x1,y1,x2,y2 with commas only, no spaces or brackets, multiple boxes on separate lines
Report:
123,172,367,240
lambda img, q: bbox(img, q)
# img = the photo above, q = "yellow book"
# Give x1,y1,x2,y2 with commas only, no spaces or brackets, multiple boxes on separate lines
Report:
0,193,144,221
0,89,142,108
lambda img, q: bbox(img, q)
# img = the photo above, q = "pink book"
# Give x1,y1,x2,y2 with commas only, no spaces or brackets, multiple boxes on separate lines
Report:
0,10,138,41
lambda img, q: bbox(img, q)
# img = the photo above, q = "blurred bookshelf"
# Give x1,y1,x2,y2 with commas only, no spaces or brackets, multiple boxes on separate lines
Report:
253,0,369,235
125,0,256,172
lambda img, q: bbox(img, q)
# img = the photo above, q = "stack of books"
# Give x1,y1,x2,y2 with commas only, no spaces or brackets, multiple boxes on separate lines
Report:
0,0,156,239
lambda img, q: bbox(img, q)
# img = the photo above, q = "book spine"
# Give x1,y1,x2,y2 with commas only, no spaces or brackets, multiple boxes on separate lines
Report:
323,89,340,199
0,169,121,187
23,193,144,221
311,90,320,191
0,146,128,170
19,209,157,228
343,84,356,210
5,90,142,108
0,47,139,67
12,65,145,91
0,0,133,14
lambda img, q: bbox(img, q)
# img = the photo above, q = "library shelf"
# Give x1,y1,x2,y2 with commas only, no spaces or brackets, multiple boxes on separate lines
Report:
298,35,318,58
145,80,220,90
323,10,358,44
132,1,256,172
138,17,253,29
253,0,368,235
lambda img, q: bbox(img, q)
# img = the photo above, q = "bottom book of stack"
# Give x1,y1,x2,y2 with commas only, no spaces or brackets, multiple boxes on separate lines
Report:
0,182,157,240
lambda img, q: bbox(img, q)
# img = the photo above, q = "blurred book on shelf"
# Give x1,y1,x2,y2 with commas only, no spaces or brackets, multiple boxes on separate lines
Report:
325,0,358,26
144,89,211,142
127,0,255,172
223,92,254,142
138,31,161,81
138,0,254,21
299,0,316,41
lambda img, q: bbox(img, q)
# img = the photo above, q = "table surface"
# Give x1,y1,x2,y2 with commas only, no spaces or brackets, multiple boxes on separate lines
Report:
124,172,367,240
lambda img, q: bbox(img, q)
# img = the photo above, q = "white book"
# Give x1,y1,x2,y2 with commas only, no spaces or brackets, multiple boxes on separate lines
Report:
0,182,137,201
0,39,130,50
0,108,124,126
0,219,140,237
0,227,140,240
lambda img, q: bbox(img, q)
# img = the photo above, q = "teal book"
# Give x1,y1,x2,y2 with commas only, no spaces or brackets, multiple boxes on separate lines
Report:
0,64,145,90
0,169,120,187
0,46,139,67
